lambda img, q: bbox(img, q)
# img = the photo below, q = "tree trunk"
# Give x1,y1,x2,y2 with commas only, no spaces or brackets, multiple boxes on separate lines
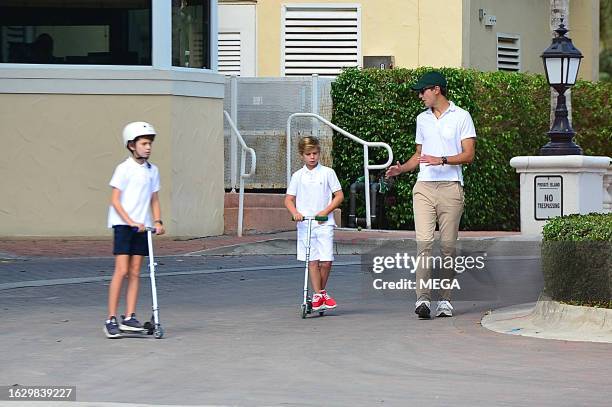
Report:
549,0,572,128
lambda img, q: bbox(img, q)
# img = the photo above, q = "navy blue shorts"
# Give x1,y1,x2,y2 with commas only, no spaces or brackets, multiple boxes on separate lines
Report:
113,225,149,256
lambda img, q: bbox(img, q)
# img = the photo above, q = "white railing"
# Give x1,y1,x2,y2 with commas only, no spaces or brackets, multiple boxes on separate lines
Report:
286,113,393,229
224,74,331,190
223,110,256,237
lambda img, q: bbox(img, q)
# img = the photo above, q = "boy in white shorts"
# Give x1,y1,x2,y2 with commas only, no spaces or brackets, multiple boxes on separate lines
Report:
285,136,344,311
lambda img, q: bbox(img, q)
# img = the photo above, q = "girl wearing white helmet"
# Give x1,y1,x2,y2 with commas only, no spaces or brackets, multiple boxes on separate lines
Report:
104,121,165,338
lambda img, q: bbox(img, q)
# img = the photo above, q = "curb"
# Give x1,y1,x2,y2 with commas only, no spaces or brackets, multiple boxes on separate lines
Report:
190,234,542,256
0,403,226,407
481,300,612,343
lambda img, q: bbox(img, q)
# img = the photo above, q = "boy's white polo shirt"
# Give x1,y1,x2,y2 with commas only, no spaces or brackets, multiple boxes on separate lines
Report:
415,101,476,186
287,163,342,227
107,157,160,228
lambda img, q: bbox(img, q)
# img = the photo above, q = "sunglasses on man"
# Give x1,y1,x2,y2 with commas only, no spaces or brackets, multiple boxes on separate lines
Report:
418,86,437,95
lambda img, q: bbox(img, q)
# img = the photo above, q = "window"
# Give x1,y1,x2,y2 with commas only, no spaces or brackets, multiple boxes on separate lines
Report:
172,0,211,69
497,33,520,72
0,0,151,65
282,5,360,77
218,32,241,75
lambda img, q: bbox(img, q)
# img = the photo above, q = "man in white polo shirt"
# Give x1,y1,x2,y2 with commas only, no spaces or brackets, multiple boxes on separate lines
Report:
385,71,476,319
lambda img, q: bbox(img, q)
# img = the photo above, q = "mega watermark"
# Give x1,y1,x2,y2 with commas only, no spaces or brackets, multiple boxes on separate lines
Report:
372,277,461,291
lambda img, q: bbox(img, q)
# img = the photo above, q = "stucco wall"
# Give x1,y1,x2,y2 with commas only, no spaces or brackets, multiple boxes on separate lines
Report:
0,94,224,237
465,0,599,80
218,2,258,75
417,0,464,68
253,0,598,79
465,0,549,73
256,0,464,76
170,96,225,236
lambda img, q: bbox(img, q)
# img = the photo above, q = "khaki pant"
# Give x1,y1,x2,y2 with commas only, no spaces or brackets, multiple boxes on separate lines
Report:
412,181,464,301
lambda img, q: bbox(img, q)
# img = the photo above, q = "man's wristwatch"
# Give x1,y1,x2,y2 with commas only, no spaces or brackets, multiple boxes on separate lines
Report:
154,220,163,225
441,156,448,166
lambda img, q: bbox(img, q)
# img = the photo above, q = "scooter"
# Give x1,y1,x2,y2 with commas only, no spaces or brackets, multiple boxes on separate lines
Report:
122,227,164,338
143,227,164,338
298,215,328,319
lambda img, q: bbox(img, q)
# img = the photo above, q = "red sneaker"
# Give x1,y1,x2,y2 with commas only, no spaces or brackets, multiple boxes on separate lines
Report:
321,290,337,309
311,293,325,311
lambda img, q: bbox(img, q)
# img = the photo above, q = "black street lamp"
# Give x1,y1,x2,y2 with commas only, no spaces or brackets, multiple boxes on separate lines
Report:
540,22,584,155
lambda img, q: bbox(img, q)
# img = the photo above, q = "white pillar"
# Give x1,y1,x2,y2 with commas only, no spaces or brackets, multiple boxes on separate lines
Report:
152,0,172,69
311,74,319,136
603,168,612,213
210,0,219,72
230,75,238,191
510,155,611,235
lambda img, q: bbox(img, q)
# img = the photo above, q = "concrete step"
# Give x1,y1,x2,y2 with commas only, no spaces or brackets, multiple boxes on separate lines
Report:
224,192,342,234
224,207,294,234
224,192,286,208
224,204,342,235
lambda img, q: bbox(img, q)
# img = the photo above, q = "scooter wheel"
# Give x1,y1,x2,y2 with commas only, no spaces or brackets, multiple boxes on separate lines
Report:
319,311,325,316
147,316,156,335
300,304,307,319
154,326,164,339
306,299,313,313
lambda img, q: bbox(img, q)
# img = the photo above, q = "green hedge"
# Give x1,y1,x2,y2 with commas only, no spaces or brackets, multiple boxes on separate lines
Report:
331,67,612,230
541,213,612,307
571,81,612,156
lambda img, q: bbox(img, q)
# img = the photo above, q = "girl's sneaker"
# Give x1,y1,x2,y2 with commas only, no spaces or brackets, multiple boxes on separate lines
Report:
311,293,325,311
120,313,144,331
321,290,337,309
104,316,122,338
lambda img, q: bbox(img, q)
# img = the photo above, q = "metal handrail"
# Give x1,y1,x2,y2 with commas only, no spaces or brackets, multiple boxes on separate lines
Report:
224,110,256,237
286,113,393,229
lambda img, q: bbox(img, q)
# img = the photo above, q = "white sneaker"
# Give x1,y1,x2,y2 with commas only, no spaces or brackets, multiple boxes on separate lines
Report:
436,300,454,317
415,299,431,319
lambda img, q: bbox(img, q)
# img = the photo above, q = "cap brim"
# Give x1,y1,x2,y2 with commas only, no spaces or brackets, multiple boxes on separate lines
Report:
411,82,425,91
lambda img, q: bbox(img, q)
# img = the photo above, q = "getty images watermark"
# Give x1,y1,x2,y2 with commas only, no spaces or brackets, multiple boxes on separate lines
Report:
369,252,487,291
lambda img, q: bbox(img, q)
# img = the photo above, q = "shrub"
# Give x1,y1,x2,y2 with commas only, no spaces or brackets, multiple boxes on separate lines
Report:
541,213,612,307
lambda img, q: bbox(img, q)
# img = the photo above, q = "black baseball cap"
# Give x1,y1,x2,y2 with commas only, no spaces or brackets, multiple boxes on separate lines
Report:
411,71,448,91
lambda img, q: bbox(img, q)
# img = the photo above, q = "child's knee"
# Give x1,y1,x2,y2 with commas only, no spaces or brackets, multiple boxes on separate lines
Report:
113,267,129,278
128,267,141,278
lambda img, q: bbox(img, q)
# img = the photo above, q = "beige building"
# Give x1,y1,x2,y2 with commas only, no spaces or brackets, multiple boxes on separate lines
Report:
0,0,225,237
219,0,599,80
0,1,600,237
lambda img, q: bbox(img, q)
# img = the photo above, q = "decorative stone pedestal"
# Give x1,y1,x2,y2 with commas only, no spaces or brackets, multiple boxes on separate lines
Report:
510,156,611,235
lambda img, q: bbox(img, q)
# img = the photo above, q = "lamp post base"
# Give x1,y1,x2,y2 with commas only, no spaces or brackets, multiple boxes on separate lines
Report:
539,141,583,156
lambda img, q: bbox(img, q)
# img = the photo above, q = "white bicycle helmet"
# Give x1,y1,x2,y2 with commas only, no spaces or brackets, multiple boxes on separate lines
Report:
122,121,156,147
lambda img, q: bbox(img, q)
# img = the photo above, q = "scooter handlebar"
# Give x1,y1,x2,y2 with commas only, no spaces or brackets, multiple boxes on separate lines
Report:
292,215,328,222
132,226,158,232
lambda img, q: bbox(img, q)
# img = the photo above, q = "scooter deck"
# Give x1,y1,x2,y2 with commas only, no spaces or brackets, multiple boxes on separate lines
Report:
119,328,147,334
303,301,328,317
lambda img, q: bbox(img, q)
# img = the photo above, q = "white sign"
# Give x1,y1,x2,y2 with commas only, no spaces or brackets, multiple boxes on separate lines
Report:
534,176,563,220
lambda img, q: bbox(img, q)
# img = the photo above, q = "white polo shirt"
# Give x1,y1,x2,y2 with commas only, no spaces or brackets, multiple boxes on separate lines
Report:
287,163,342,227
107,157,160,228
415,101,476,185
